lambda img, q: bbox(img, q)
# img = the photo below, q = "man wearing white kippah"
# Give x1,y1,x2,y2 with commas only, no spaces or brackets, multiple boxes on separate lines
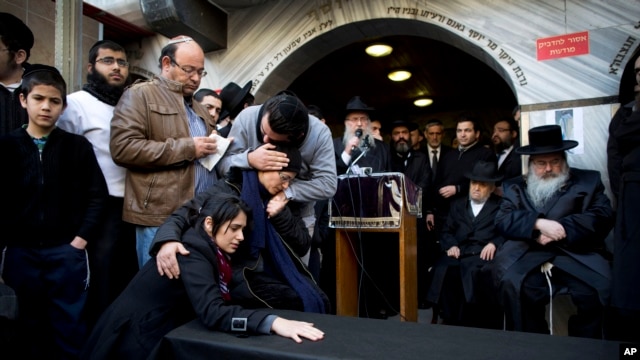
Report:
110,36,220,268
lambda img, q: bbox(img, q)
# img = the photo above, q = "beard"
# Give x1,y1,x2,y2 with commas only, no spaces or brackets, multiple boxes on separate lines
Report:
526,162,569,209
393,139,411,154
87,70,126,99
342,127,376,149
494,137,512,153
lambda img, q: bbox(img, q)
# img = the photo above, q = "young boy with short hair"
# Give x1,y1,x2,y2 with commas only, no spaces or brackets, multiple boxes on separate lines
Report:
0,64,108,359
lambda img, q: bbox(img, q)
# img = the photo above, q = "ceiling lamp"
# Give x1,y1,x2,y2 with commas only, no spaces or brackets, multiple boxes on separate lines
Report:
414,98,434,107
388,70,412,81
365,44,393,57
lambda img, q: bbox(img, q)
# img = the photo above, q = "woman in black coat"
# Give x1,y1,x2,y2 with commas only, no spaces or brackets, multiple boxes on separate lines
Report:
153,163,330,313
81,194,324,359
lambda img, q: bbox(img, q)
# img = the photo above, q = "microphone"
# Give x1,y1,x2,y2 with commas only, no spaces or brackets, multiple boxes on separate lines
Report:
362,135,370,148
351,129,363,151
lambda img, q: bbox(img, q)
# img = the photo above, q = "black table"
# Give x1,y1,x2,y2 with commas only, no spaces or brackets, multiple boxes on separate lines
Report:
150,310,621,359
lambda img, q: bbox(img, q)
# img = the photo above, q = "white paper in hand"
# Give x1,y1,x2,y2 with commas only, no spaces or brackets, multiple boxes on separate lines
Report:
199,134,230,171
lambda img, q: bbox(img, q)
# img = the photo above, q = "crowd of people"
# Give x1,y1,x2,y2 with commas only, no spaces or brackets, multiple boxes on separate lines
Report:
1,10,639,360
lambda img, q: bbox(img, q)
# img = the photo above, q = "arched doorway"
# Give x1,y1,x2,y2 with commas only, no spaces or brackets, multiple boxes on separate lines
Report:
257,19,518,139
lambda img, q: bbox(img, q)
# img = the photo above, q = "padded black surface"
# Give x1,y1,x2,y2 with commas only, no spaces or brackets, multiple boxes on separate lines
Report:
150,310,620,360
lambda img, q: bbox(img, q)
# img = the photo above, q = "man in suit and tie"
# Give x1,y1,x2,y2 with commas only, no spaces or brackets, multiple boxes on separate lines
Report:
423,120,452,185
420,119,453,308
426,161,504,327
492,118,522,196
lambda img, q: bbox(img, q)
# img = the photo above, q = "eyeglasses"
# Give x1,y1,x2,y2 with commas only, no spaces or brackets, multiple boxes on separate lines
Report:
346,116,369,124
0,48,10,53
169,57,207,78
95,57,129,68
532,158,562,169
279,172,294,184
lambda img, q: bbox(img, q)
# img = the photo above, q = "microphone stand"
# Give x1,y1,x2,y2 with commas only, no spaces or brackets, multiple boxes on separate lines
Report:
346,136,370,175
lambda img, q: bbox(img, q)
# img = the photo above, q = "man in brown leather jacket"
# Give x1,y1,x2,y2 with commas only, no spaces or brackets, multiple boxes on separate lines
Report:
110,36,220,268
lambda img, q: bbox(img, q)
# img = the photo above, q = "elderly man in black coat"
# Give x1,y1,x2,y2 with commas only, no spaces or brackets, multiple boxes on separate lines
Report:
427,161,504,327
487,125,614,339
333,96,390,175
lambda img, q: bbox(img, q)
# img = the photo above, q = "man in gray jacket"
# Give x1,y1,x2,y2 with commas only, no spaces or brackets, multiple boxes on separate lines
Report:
156,94,337,277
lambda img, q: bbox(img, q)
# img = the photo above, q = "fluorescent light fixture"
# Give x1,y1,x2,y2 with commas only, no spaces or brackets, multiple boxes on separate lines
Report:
365,44,393,57
414,98,434,107
388,70,412,81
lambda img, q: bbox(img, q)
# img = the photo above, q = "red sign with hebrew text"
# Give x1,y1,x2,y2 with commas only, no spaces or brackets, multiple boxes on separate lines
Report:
537,31,589,61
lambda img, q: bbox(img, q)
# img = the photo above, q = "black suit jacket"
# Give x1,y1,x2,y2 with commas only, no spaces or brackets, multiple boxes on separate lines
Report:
427,194,504,303
498,149,522,183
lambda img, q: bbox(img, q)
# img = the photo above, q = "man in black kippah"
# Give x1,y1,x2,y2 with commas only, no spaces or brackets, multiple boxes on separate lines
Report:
156,92,337,289
0,12,35,135
217,93,337,252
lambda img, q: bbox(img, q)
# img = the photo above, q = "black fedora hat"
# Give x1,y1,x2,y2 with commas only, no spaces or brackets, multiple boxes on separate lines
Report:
219,81,252,120
390,120,418,132
345,96,375,117
516,124,578,155
464,161,503,182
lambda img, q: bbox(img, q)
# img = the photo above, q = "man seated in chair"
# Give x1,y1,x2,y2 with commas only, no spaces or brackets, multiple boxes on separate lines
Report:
426,161,504,328
486,125,614,338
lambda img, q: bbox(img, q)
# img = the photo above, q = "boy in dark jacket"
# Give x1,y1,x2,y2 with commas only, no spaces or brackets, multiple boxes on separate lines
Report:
0,65,108,358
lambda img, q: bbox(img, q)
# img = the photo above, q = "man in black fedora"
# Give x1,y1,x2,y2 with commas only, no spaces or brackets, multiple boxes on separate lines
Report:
333,96,390,174
217,81,254,137
486,124,614,338
427,161,504,328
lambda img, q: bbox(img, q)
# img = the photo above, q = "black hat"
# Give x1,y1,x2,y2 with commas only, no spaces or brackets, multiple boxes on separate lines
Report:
0,13,34,54
390,120,418,132
345,96,375,117
516,125,578,155
464,161,503,182
275,145,302,174
22,64,61,79
219,81,252,120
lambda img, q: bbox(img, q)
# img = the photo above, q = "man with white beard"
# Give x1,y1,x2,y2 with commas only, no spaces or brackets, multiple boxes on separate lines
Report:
486,124,614,339
332,96,389,174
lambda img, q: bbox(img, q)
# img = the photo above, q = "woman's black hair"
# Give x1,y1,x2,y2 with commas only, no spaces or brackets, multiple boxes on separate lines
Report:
191,193,252,237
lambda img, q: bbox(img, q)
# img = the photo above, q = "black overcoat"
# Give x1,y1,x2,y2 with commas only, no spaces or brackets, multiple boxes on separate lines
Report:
608,106,640,310
427,193,504,304
333,137,390,174
82,226,272,359
486,168,614,330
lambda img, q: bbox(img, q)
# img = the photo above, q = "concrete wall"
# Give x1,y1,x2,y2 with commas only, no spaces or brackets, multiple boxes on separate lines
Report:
1,0,101,90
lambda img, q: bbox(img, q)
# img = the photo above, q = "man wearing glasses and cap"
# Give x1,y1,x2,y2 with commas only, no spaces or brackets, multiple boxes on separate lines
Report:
486,124,614,338
57,40,138,328
110,36,220,268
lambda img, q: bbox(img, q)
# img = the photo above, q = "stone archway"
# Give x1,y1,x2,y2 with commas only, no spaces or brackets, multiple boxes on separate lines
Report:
255,18,516,105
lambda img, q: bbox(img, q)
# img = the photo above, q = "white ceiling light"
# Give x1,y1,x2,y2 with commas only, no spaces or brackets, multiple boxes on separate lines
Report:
414,98,434,107
388,70,412,82
365,44,393,57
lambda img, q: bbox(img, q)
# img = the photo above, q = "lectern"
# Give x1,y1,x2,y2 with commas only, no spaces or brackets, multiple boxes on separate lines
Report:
329,172,421,322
